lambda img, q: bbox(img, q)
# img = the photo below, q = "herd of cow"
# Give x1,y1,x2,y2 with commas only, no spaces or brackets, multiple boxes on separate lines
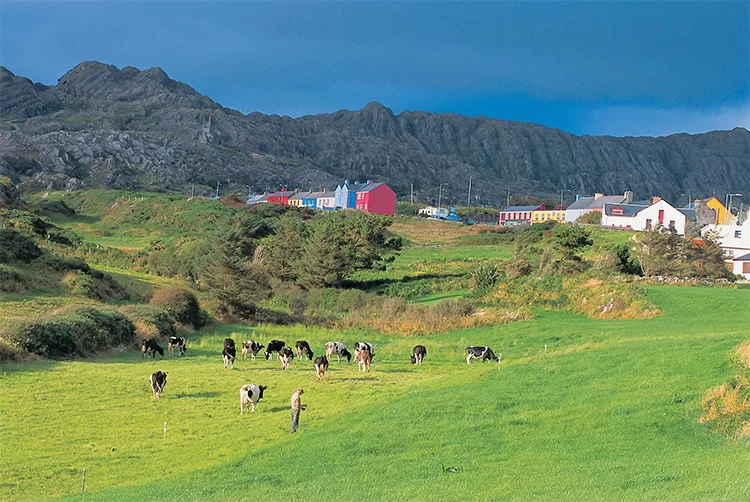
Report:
142,335,502,404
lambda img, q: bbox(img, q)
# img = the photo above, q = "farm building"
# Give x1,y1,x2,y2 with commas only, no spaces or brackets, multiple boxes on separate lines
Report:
565,191,633,223
601,198,693,235
499,205,544,226
355,181,397,215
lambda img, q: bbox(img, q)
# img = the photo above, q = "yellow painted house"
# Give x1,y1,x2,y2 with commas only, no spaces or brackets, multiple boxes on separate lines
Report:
532,209,567,224
705,197,730,224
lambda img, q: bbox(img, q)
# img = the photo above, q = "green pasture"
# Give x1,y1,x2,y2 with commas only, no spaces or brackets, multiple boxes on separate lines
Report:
2,285,750,500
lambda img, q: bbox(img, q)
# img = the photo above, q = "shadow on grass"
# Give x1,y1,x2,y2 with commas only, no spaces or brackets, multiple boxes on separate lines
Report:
343,272,466,292
174,392,221,399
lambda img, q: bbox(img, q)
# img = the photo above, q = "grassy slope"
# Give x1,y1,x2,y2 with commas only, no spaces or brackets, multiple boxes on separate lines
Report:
2,286,750,501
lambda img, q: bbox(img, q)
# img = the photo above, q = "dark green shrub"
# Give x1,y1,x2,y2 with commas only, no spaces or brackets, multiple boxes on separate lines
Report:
36,254,90,272
2,306,135,358
119,304,177,339
0,228,42,263
150,287,203,328
470,263,500,292
0,264,26,292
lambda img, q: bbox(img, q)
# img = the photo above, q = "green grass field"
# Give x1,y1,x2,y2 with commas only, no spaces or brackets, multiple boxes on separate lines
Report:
2,285,750,501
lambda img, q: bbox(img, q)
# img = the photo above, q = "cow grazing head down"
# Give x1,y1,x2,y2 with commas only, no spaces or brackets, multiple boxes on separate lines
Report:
142,339,164,359
466,346,501,365
411,345,427,365
341,348,352,363
265,340,286,360
314,356,329,380
279,347,294,370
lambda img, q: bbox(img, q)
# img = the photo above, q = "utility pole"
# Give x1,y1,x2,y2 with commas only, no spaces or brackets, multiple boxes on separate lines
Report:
215,180,220,198
507,187,511,208
191,183,195,198
467,175,472,207
438,183,444,210
410,183,414,205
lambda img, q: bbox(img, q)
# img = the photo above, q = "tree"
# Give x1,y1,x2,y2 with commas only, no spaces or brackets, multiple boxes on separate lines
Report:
633,226,682,277
263,214,308,282
296,219,353,289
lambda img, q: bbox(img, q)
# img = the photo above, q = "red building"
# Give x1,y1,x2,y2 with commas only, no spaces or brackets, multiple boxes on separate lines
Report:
267,189,291,205
355,182,397,215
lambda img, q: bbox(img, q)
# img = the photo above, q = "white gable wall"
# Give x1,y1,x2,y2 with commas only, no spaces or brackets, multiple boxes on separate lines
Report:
601,200,687,235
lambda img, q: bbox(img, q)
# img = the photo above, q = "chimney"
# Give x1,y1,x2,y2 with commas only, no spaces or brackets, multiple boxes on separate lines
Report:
594,193,603,200
652,196,662,205
624,191,633,204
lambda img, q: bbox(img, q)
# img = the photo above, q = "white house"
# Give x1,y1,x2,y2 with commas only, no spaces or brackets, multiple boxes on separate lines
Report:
732,254,750,279
702,211,750,260
601,199,692,235
315,190,336,211
419,206,449,219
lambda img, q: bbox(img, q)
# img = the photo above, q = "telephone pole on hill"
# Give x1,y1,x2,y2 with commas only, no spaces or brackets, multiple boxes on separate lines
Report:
467,176,472,207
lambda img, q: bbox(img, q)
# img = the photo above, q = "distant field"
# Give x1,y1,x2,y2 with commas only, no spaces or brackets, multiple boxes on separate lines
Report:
3,286,750,500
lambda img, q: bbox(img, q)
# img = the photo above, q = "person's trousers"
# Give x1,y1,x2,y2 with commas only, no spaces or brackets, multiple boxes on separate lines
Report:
291,409,300,433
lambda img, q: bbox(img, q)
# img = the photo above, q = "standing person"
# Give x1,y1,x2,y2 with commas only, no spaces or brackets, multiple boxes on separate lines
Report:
290,387,307,433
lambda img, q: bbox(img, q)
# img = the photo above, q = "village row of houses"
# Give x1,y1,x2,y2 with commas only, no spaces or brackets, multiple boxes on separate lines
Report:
498,191,749,279
246,180,397,215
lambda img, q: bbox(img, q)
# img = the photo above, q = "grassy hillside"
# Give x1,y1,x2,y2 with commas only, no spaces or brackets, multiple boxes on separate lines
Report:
2,286,750,500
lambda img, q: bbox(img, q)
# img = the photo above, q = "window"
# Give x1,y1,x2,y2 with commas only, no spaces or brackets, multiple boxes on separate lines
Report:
669,220,676,230
645,219,652,229
724,249,734,258
611,206,624,216
735,230,742,238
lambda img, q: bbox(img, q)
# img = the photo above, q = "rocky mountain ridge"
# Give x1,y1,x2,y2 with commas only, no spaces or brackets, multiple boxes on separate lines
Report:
1,61,748,204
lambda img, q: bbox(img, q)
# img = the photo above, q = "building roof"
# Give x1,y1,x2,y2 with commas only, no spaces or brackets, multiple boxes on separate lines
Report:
568,194,626,211
734,253,750,262
356,182,388,193
678,208,696,219
603,202,648,217
288,191,311,200
501,205,543,212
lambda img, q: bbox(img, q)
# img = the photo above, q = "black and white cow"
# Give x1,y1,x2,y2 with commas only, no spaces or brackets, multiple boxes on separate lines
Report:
354,342,374,362
265,340,286,360
149,371,167,399
168,336,186,357
314,356,329,380
223,338,237,369
357,346,372,372
325,341,352,363
411,345,427,365
279,347,294,370
242,341,264,361
466,346,501,365
295,340,313,361
240,383,267,414
141,339,164,359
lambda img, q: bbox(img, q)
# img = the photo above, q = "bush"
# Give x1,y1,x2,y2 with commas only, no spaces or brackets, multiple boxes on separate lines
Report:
0,264,26,292
0,228,42,263
150,287,203,328
2,306,135,358
119,304,177,339
470,263,500,292
577,211,602,224
0,339,35,362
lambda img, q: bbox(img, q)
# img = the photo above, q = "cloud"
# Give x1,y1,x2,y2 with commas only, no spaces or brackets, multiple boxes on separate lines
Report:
583,102,750,137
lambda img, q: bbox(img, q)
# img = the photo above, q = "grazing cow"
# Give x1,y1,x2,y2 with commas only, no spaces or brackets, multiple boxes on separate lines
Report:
223,338,237,369
466,346,501,365
411,345,427,365
240,383,267,414
141,339,164,359
314,356,329,380
241,341,264,361
325,341,352,363
279,347,294,370
149,371,167,399
265,340,286,360
168,336,186,357
295,340,314,361
357,347,372,372
354,342,374,361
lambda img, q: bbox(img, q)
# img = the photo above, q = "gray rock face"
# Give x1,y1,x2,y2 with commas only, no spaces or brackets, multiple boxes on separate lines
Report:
1,61,748,203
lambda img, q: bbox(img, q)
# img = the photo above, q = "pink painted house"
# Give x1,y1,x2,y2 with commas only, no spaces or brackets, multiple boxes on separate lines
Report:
355,181,396,215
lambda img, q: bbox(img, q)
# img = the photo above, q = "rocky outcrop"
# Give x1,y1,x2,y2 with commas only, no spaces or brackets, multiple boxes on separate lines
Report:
1,62,748,202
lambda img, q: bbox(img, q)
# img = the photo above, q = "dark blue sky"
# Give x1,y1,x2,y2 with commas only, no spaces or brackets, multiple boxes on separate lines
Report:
1,1,748,136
